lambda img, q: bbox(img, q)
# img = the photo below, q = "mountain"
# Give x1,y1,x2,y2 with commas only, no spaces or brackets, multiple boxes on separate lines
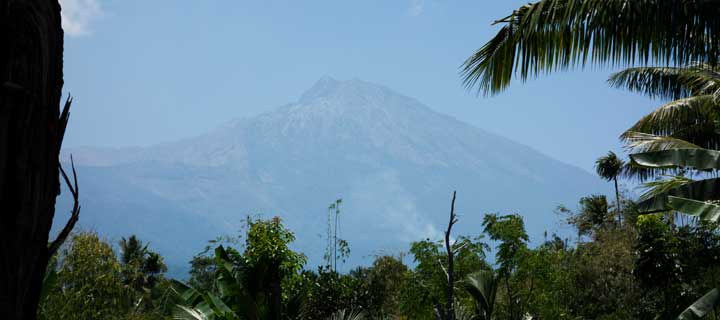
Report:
58,77,607,276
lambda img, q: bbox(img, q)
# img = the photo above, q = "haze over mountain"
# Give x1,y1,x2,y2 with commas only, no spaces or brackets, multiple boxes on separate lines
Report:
58,77,607,276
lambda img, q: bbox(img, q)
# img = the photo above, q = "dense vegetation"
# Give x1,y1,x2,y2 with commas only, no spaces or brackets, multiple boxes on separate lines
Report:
36,187,720,319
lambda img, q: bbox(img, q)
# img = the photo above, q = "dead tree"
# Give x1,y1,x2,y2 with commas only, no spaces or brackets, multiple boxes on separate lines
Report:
0,1,79,319
435,191,458,320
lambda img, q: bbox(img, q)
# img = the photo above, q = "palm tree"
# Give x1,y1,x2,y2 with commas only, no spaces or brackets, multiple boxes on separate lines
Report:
119,235,146,266
595,151,625,216
569,195,611,236
607,63,720,181
610,64,720,151
461,0,720,96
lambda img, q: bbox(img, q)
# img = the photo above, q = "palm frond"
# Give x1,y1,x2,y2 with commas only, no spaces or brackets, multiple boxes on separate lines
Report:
595,151,624,181
462,0,720,95
620,95,719,150
461,22,518,96
608,65,720,101
623,132,701,153
639,175,695,201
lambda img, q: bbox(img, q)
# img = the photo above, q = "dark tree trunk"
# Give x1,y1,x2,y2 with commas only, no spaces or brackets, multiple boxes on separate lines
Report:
437,191,457,320
614,177,622,226
444,192,456,320
0,1,67,319
269,262,282,320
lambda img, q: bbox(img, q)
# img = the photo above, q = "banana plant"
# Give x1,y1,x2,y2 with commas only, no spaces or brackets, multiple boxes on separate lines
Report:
631,148,720,221
676,289,720,320
464,270,498,320
326,309,365,320
173,246,265,320
631,148,720,319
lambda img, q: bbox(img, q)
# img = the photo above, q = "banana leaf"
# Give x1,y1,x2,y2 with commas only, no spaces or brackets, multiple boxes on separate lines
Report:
204,292,239,320
174,304,211,320
464,270,497,319
668,196,720,223
631,148,720,170
677,288,720,320
637,178,720,213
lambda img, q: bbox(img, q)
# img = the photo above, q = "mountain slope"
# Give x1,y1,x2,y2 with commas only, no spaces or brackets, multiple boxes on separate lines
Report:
60,78,607,276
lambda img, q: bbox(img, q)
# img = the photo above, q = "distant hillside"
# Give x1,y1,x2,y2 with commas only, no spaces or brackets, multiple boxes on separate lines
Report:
58,77,607,277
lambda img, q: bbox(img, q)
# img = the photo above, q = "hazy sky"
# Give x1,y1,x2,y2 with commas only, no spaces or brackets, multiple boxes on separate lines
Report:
60,0,658,172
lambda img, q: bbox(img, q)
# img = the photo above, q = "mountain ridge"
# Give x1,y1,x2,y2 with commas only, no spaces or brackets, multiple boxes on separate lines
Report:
66,77,589,175
58,78,607,276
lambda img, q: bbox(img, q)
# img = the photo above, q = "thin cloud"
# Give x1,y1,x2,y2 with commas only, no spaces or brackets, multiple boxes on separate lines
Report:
408,0,425,16
59,0,102,36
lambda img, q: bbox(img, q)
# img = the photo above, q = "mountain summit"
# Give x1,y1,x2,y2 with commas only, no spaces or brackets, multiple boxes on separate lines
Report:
61,78,605,275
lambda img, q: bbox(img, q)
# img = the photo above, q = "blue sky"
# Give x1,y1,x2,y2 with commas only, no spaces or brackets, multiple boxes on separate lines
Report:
61,0,658,173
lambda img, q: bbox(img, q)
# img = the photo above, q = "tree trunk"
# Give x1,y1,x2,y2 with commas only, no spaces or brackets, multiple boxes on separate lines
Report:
614,177,622,226
269,262,282,320
443,191,457,320
0,1,66,319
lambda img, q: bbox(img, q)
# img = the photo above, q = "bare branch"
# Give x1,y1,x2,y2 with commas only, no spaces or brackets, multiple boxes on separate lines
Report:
452,241,469,254
48,155,80,257
57,95,73,151
437,257,449,280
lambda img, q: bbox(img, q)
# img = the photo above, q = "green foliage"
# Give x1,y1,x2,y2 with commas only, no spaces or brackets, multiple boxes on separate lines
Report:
176,217,306,320
41,233,125,320
677,288,720,320
244,217,306,275
632,148,720,171
482,214,531,320
483,213,528,273
300,267,371,319
461,0,720,95
567,228,639,319
595,151,624,182
634,215,720,319
403,235,489,319
188,254,217,294
38,196,720,320
326,309,365,320
325,199,350,271
565,195,613,237
38,232,174,320
364,256,410,318
608,64,720,102
464,270,497,320
39,232,127,320
119,235,170,316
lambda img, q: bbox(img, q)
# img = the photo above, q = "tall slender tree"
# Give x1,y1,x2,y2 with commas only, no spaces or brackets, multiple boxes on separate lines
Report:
0,1,78,319
595,151,625,216
324,199,346,272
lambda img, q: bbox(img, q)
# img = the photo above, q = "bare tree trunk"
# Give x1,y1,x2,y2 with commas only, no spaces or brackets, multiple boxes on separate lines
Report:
0,1,76,319
614,177,622,226
443,191,457,320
